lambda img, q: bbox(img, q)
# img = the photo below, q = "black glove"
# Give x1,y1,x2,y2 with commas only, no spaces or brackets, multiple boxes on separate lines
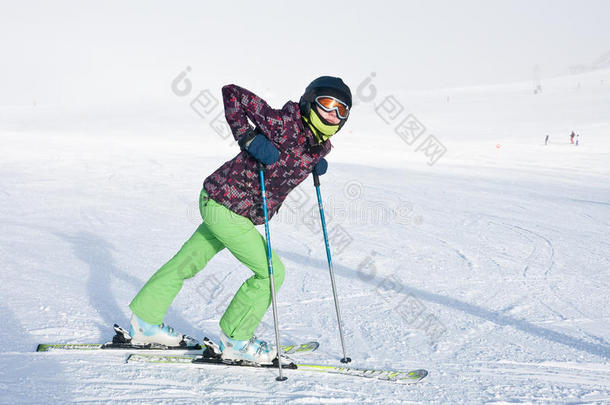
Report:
239,130,279,165
313,158,328,176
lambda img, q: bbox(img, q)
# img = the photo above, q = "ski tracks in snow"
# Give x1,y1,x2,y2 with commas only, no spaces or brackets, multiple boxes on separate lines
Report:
436,360,610,403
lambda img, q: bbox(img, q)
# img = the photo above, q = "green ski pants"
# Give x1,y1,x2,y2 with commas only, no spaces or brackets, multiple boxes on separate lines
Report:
129,188,285,340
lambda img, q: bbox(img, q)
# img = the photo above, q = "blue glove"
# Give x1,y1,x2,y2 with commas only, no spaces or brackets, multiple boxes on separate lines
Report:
240,131,279,165
313,158,328,176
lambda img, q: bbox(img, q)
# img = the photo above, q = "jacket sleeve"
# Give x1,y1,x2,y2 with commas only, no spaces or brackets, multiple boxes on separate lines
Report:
222,84,284,143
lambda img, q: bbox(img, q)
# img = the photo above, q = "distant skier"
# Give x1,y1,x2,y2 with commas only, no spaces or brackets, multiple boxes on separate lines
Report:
575,134,580,146
570,131,575,144
545,134,549,145
125,77,352,364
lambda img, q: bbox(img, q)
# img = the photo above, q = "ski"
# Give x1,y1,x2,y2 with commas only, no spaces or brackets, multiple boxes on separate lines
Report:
37,341,319,354
126,352,428,384
280,341,320,355
37,326,319,355
36,342,201,352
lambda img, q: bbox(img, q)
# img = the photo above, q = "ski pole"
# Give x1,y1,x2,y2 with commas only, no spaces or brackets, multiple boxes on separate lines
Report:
258,162,287,381
312,172,351,363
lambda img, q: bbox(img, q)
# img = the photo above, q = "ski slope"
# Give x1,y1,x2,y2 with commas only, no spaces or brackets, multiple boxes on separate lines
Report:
1,61,610,403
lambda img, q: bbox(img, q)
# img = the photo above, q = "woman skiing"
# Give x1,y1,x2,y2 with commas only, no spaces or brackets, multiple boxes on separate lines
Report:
126,76,352,364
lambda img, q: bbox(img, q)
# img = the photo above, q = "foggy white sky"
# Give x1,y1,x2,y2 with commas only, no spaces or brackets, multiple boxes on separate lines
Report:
1,0,609,106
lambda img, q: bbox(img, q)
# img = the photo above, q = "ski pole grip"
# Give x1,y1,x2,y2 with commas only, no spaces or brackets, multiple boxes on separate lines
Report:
313,172,321,187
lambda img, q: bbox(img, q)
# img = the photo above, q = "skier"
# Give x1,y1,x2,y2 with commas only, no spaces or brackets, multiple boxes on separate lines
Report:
570,131,575,144
545,134,549,145
126,76,352,364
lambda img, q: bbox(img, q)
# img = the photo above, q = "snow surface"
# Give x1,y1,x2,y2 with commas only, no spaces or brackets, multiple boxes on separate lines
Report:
1,60,610,404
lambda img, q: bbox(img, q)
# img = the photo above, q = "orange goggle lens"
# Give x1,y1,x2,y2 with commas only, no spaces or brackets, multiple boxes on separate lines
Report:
315,96,350,119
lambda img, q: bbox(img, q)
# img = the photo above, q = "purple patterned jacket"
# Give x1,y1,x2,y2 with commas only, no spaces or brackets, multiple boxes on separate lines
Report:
203,84,332,225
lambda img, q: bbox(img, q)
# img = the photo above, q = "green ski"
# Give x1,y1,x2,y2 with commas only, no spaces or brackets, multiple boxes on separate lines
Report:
126,352,428,384
37,327,318,355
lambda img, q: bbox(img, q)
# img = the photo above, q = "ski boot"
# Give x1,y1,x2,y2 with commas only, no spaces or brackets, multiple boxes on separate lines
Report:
128,313,200,349
219,332,277,365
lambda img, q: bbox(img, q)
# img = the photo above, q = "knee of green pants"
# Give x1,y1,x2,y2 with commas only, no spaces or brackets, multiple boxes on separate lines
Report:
263,250,285,290
271,254,285,289
219,256,285,340
172,224,217,279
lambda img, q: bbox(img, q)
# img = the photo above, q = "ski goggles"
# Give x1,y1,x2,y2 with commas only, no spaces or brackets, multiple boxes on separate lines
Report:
315,96,350,120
